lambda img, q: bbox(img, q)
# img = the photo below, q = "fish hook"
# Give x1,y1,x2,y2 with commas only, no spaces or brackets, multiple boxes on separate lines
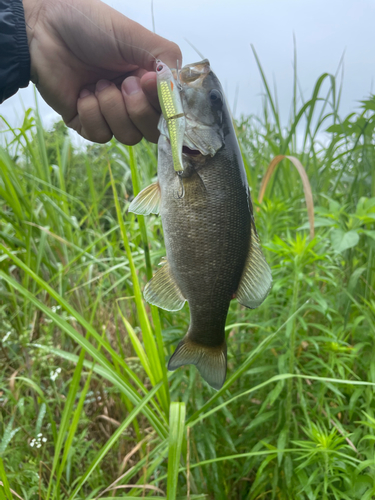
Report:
174,174,185,199
176,59,183,90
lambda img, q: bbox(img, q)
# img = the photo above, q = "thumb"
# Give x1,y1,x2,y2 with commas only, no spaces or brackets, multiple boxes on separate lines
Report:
109,11,182,71
48,0,182,72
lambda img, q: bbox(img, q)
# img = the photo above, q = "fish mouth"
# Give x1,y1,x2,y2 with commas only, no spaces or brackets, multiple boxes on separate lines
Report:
182,145,202,156
164,136,205,157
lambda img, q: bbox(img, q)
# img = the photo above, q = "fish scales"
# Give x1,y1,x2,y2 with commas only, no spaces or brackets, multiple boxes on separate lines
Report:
129,59,272,389
158,137,250,347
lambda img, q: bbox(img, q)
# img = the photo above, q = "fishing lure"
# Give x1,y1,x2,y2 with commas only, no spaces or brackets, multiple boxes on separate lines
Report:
155,60,185,173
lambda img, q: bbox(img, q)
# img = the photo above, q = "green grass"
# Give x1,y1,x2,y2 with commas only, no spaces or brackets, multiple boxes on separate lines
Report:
0,57,375,499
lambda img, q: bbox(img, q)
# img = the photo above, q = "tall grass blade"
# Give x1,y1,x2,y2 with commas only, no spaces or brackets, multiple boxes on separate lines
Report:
0,271,168,438
109,162,169,413
167,403,186,500
0,459,12,500
258,155,314,238
67,382,163,500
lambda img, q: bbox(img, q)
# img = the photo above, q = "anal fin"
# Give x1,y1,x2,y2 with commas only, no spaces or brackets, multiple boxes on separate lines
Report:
236,219,272,309
129,182,161,215
144,258,186,311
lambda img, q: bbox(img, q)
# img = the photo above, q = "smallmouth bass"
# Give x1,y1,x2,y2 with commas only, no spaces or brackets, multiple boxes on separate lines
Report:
130,59,272,390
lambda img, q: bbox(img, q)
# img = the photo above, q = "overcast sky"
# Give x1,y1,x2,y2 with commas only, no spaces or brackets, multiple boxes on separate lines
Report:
1,0,375,136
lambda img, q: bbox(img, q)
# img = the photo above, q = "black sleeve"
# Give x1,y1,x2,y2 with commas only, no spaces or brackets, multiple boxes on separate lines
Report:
0,0,31,103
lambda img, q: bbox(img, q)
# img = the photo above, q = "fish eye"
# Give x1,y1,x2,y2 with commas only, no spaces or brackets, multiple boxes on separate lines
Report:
156,64,163,72
209,89,222,103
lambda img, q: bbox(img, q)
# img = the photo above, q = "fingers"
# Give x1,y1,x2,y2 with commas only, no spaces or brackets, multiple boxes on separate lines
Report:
70,77,161,145
96,79,142,145
122,77,160,143
140,72,160,112
76,89,113,143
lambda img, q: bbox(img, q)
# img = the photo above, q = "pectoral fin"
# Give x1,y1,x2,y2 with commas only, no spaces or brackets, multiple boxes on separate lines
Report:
144,259,186,311
129,182,161,215
236,219,272,309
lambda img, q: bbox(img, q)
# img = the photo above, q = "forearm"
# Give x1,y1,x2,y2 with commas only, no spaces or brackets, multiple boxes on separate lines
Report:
0,0,30,103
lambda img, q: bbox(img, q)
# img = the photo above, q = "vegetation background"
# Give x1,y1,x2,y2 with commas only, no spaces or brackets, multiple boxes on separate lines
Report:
1,52,375,499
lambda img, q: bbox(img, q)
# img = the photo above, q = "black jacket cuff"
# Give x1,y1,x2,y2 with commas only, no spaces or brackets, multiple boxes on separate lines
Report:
0,0,31,103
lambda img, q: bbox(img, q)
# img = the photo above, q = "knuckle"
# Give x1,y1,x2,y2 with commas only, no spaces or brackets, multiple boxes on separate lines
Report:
97,88,120,111
78,95,98,115
130,101,150,120
114,129,142,146
95,131,113,144
83,127,113,144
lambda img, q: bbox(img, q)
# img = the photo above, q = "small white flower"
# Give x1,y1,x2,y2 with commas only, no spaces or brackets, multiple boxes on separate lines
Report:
37,433,43,437
30,441,34,447
50,367,62,381
37,444,41,449
42,437,47,443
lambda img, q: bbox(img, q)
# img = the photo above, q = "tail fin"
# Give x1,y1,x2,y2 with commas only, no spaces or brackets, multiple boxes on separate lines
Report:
168,336,227,390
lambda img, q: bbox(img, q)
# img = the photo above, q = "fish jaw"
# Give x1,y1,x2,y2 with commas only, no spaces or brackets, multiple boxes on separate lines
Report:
158,114,215,158
158,59,225,159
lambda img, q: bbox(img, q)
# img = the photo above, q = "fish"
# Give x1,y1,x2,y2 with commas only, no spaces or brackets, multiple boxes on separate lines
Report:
129,59,272,390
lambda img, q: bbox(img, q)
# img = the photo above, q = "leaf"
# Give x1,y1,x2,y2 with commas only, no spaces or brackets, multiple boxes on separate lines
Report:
99,497,207,500
0,458,13,500
329,199,341,213
326,123,347,135
299,217,336,230
330,228,360,253
277,427,288,465
167,403,186,500
0,417,20,455
0,271,167,439
35,403,46,436
68,381,163,500
348,267,366,294
363,230,375,241
258,155,315,238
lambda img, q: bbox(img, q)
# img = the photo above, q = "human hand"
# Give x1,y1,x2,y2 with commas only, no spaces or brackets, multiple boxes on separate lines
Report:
23,0,182,144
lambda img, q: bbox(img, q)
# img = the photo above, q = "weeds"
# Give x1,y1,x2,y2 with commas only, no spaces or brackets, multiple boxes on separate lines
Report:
0,57,374,499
